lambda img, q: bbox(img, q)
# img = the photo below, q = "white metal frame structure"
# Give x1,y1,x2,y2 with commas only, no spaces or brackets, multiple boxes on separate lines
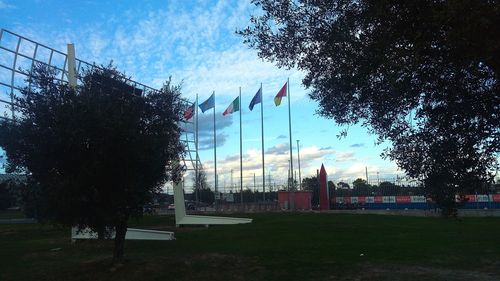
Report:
174,180,252,226
0,28,200,173
71,227,175,242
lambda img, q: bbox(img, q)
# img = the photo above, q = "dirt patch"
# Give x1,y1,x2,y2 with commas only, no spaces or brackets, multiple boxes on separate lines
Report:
0,228,16,235
125,253,268,281
358,262,500,281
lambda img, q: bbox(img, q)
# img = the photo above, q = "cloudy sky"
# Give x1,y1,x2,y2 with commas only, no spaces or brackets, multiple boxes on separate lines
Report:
0,0,405,192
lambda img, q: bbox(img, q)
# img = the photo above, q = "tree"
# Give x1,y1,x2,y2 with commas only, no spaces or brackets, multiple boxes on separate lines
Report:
352,178,369,189
0,64,184,262
302,176,320,207
239,0,500,215
193,168,210,203
352,178,371,195
198,188,215,205
0,180,15,210
337,182,350,189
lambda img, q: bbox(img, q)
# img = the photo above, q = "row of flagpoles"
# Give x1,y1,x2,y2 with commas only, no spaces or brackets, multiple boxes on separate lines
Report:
184,79,293,200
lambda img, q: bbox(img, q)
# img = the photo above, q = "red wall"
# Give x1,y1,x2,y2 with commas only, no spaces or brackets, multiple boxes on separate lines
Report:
278,191,312,210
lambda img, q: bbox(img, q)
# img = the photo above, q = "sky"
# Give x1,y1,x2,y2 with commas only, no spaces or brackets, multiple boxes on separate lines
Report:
0,0,406,192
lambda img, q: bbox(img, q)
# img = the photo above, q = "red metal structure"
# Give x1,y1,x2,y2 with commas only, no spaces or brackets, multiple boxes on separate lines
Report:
319,164,329,210
278,191,312,210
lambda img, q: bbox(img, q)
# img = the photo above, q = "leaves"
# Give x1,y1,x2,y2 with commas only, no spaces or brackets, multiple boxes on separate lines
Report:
0,64,184,228
240,0,500,214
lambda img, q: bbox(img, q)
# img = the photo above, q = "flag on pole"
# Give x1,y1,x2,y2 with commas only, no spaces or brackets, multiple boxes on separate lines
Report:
223,96,240,116
274,82,287,106
184,103,195,120
249,87,262,111
199,93,215,113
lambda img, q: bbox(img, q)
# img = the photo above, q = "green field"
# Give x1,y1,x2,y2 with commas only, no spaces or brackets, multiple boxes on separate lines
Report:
1,213,499,281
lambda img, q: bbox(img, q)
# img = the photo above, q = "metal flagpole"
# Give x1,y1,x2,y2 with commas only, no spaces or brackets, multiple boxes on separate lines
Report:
239,87,243,205
260,83,265,201
195,94,199,204
287,78,293,190
213,91,217,193
297,139,301,190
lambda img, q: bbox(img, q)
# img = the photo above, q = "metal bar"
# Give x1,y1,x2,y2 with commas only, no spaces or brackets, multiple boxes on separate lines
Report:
260,83,265,201
239,87,243,204
10,36,21,119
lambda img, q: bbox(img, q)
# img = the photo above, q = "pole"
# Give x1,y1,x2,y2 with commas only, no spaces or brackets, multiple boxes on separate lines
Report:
287,78,293,192
254,173,257,203
67,44,77,88
213,91,217,193
260,83,266,202
195,94,199,206
297,139,301,190
288,160,291,191
268,171,271,197
294,171,297,190
239,87,243,205
365,166,368,183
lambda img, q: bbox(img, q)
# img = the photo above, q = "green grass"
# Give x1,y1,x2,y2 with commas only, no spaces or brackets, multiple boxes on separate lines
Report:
1,213,500,281
0,210,26,219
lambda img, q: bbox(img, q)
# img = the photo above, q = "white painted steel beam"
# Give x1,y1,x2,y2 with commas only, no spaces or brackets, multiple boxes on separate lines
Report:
174,181,252,226
71,227,175,241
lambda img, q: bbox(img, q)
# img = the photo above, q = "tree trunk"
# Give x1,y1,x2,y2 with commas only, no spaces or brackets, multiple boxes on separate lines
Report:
113,221,127,264
97,226,106,240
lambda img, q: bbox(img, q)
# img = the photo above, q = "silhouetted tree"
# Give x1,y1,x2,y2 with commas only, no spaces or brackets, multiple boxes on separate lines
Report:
0,180,16,210
352,178,371,196
337,182,350,189
198,188,215,205
239,0,500,215
0,64,184,263
302,176,320,207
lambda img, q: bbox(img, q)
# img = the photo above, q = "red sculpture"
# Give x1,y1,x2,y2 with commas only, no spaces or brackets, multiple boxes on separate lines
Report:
319,164,329,210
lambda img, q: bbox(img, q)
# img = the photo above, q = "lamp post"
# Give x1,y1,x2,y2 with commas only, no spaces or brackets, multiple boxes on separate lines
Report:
297,140,302,190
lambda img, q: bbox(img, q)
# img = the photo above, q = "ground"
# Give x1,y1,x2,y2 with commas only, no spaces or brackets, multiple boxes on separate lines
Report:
0,212,499,281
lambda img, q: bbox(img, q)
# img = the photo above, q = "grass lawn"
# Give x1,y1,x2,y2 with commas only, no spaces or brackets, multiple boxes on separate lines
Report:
1,213,499,281
0,210,26,219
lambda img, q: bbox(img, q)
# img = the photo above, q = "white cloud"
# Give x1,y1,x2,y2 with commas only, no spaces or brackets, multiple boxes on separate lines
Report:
0,0,15,9
8,1,305,103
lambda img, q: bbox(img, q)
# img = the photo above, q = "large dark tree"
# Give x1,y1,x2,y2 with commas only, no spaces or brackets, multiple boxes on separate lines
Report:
239,0,500,215
0,64,184,262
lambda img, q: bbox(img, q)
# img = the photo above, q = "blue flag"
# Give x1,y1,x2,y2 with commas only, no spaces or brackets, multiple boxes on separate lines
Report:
249,87,262,111
199,93,215,113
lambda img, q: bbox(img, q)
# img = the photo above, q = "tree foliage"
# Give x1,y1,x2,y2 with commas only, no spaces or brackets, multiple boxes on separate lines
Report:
0,64,185,261
302,176,320,207
0,179,20,210
239,0,500,215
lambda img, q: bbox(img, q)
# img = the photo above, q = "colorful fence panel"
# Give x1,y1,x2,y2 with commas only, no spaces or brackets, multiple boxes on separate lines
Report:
332,194,500,209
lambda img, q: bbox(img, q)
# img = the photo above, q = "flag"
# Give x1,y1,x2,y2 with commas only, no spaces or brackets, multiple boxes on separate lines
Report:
199,93,215,113
274,82,287,106
223,96,240,116
249,87,262,111
183,103,195,120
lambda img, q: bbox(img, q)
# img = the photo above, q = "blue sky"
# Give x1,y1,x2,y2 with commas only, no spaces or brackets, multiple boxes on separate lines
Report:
0,0,405,191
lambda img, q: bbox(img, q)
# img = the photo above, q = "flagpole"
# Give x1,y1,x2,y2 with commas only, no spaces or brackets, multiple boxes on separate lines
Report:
213,91,217,194
287,78,293,192
260,83,265,201
195,94,199,204
239,87,243,205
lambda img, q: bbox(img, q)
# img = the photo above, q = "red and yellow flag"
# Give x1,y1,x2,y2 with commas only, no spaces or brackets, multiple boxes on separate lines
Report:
274,82,287,106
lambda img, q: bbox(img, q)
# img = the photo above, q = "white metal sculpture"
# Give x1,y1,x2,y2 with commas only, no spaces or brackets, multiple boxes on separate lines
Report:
174,180,252,226
71,227,175,242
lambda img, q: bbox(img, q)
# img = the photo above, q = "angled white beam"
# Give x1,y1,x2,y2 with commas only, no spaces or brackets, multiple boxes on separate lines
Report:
71,227,175,241
174,180,252,226
66,44,77,88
